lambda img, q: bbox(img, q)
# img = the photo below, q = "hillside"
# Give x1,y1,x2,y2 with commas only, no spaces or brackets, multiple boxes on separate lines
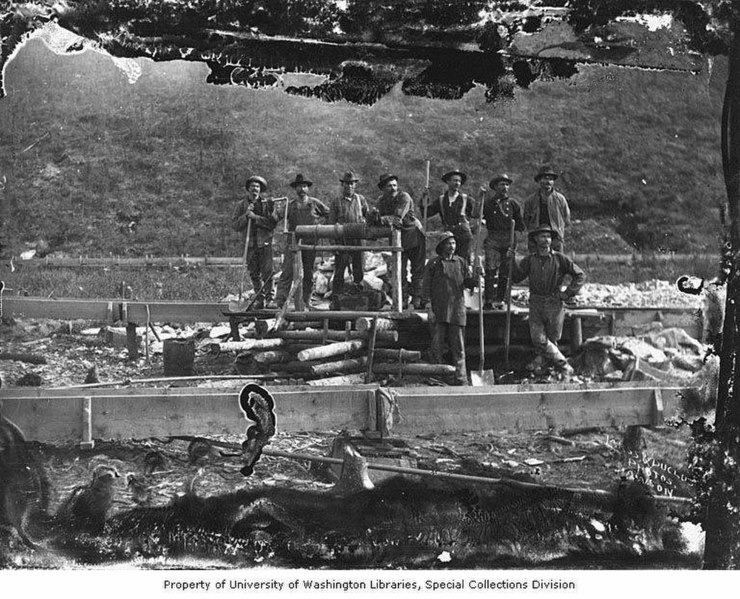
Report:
0,36,726,259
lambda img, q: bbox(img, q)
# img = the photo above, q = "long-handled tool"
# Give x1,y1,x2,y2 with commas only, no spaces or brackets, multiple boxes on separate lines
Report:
238,218,252,310
470,191,495,386
423,160,430,231
504,217,516,370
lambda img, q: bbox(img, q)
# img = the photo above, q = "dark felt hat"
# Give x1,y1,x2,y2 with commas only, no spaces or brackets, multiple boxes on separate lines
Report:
528,225,559,239
441,169,467,184
534,165,558,182
435,231,457,254
246,175,268,191
377,173,398,189
289,173,313,188
490,173,513,188
339,171,360,183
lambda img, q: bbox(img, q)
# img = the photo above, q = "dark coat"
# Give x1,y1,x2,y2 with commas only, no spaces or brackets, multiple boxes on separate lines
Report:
232,196,278,247
422,255,476,326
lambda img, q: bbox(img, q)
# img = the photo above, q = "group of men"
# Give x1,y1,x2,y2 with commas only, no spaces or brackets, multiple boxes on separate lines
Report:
232,165,584,383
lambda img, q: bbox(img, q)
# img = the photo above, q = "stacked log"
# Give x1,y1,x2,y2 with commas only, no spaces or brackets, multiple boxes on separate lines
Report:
226,314,452,383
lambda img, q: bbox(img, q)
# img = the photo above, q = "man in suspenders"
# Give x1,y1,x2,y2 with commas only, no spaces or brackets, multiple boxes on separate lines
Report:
422,168,477,263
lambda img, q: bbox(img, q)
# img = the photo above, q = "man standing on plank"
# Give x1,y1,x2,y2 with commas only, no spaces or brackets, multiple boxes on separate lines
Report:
232,175,278,310
275,174,330,310
421,168,477,263
376,173,426,309
523,165,571,253
327,171,369,302
422,231,479,386
482,173,525,309
510,225,584,375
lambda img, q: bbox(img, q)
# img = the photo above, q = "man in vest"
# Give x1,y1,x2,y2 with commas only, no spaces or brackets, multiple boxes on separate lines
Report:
482,173,525,309
376,173,426,309
511,225,585,375
523,165,571,253
422,168,477,263
275,174,330,310
232,175,278,310
328,171,369,301
422,231,479,385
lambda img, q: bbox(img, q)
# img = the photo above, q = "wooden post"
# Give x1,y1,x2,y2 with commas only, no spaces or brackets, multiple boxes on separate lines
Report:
294,241,305,312
126,322,138,360
365,316,378,384
570,316,583,354
391,229,403,312
80,396,94,450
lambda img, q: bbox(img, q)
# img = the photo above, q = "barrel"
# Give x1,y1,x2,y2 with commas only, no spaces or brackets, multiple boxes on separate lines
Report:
163,338,195,376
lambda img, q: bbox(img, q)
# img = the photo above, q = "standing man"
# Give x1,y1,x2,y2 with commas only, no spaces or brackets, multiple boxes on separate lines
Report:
511,225,585,375
523,165,571,253
422,168,477,263
232,174,278,310
328,171,369,301
482,173,525,309
376,173,426,309
422,231,479,386
275,174,330,310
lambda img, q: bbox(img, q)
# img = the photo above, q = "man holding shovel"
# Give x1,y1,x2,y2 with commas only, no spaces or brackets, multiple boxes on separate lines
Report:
481,173,525,310
510,225,585,376
275,174,330,310
232,175,279,310
422,231,480,386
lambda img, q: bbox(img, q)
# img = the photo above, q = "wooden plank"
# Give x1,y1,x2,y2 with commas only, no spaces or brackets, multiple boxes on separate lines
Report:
0,388,373,442
2,297,117,321
386,386,683,434
124,301,228,324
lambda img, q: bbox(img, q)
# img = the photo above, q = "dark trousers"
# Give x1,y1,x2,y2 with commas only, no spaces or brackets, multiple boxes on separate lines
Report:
483,236,512,302
275,249,316,306
529,294,567,367
247,244,274,302
431,322,467,384
454,235,473,264
402,237,427,300
333,244,364,295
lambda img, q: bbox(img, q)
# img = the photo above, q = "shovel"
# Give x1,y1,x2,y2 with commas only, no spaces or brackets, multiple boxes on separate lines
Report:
470,195,495,386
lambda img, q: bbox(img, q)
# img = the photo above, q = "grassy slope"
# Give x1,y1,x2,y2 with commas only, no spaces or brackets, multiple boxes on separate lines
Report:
0,38,726,263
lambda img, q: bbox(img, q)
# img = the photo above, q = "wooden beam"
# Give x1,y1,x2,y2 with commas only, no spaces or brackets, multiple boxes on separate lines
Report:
1,297,118,321
0,387,375,442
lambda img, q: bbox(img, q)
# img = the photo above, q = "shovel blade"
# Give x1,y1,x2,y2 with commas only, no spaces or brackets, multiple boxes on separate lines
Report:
470,370,496,386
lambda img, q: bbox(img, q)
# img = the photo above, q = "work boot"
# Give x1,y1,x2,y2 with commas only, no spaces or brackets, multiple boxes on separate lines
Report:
411,296,423,310
482,302,494,311
251,297,265,310
526,355,545,372
558,362,575,377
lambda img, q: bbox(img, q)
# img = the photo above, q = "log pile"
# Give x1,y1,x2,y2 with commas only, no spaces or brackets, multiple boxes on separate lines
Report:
218,316,449,384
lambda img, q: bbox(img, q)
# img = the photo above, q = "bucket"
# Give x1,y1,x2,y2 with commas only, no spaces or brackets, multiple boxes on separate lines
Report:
163,338,195,376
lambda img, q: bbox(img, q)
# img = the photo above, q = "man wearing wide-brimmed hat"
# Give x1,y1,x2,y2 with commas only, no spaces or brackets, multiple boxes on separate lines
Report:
523,165,571,253
421,231,479,385
275,174,330,310
232,175,279,309
481,173,525,309
510,225,584,376
422,168,478,262
375,173,426,309
328,171,370,301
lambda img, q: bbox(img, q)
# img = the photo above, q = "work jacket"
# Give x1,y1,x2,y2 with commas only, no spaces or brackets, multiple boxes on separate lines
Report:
232,196,279,248
523,190,570,242
422,254,477,326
